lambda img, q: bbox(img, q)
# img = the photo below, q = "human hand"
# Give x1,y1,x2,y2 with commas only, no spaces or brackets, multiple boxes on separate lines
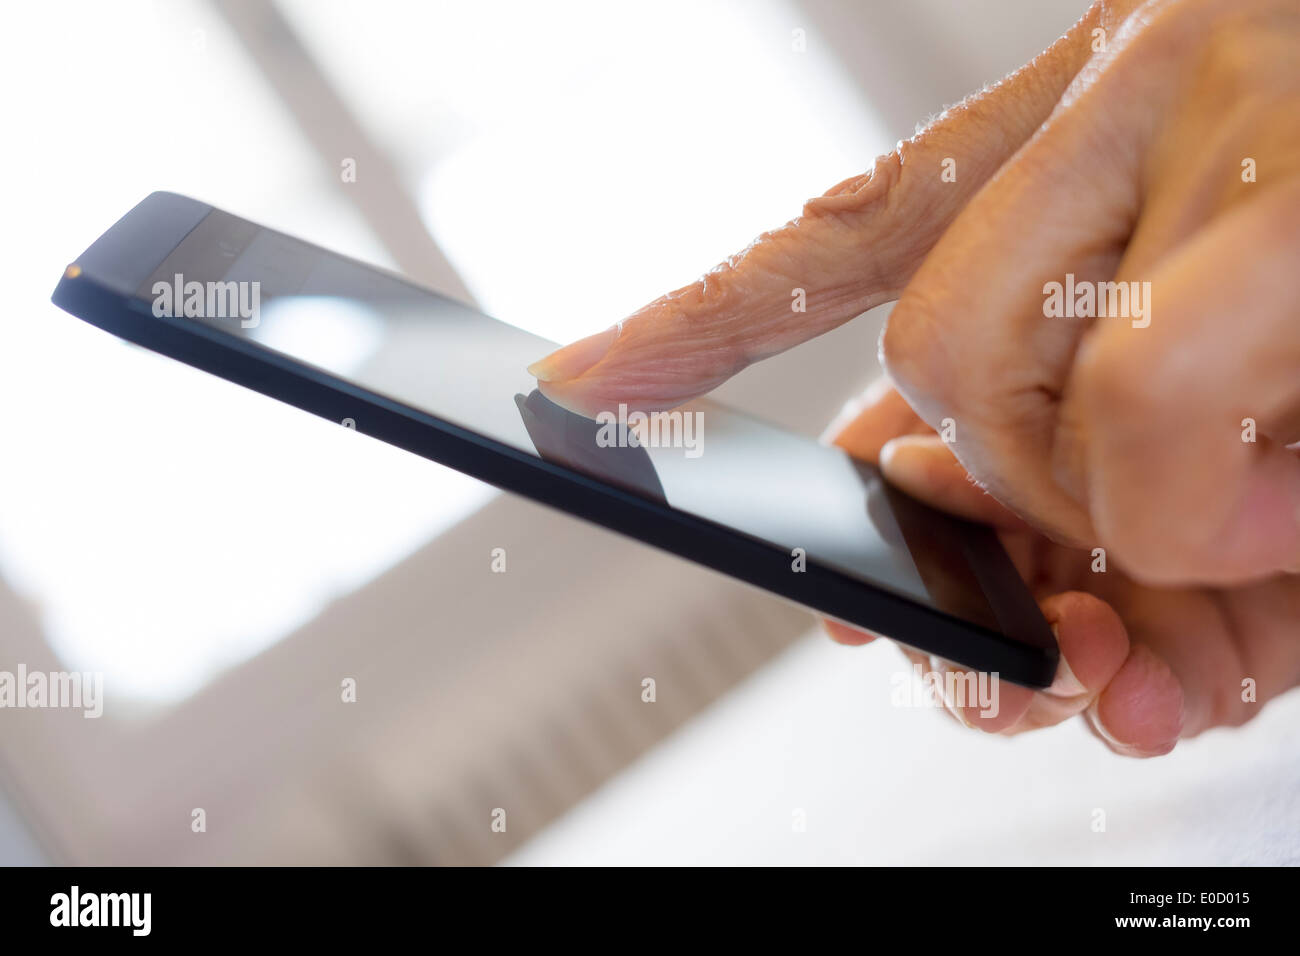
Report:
822,379,1300,755
525,0,1300,752
528,0,1300,587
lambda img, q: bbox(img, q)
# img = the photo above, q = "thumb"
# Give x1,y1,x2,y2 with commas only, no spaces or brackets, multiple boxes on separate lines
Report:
527,2,1135,418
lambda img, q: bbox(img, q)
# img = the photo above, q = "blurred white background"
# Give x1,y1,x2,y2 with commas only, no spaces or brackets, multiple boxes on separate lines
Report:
1,0,1295,866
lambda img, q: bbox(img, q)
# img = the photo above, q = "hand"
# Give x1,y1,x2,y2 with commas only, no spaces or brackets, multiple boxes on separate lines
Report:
527,0,1300,587
525,0,1300,752
823,379,1300,756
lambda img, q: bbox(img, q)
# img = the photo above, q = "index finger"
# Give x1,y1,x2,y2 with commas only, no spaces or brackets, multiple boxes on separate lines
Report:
526,2,1134,419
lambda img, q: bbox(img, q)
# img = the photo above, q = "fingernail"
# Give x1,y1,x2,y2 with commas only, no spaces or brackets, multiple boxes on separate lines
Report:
929,656,976,729
1046,626,1087,698
527,327,618,382
878,437,935,499
1088,644,1184,757
877,438,906,479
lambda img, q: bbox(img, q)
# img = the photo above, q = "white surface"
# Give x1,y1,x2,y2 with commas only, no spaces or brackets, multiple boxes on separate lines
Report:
509,628,1300,865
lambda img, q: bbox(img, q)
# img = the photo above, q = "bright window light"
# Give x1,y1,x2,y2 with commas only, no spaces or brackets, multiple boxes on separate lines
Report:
0,0,493,704
278,0,891,340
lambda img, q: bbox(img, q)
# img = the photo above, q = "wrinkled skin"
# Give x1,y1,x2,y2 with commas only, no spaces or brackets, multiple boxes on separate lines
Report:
528,0,1300,755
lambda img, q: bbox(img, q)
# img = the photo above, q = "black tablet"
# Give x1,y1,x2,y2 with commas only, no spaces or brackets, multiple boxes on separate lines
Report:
51,192,1059,687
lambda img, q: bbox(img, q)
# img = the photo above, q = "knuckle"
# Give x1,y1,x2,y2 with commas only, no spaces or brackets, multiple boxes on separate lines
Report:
878,286,954,404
